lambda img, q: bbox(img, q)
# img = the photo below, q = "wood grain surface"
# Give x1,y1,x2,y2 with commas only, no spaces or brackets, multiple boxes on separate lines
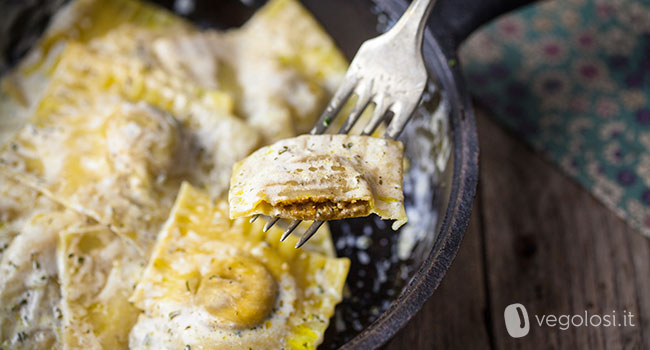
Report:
384,109,650,350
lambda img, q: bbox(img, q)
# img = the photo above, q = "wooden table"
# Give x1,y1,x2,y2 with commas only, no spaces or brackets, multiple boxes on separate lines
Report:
384,109,650,349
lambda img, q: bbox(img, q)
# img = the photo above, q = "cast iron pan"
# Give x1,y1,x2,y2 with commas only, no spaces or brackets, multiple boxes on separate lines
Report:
0,0,533,348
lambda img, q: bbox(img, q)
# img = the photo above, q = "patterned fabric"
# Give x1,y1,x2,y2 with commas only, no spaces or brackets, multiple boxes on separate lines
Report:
460,0,650,238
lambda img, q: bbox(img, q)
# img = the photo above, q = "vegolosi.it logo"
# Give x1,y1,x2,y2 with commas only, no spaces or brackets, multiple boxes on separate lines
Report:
504,303,636,338
504,303,530,338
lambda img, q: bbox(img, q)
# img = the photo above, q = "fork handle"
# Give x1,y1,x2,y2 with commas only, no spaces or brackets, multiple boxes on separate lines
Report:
389,0,436,51
428,0,536,52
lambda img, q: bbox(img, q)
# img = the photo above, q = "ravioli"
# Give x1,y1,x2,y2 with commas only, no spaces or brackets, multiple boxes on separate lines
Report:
0,40,260,252
0,172,145,350
66,36,259,198
0,0,190,145
58,224,144,349
0,173,74,349
0,57,182,253
0,178,145,350
129,183,349,350
0,209,79,350
229,134,408,229
203,0,348,142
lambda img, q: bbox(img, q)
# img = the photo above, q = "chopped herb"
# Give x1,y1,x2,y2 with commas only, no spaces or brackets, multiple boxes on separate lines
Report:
185,280,190,292
278,146,289,155
317,285,324,294
323,117,331,126
77,256,85,264
169,310,181,320
11,299,27,311
55,307,63,320
303,342,309,348
17,331,28,343
448,58,457,67
33,260,40,269
208,275,218,280
342,142,353,149
184,345,191,350
68,253,74,258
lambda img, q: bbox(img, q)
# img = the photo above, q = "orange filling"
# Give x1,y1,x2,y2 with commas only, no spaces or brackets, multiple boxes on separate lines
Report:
274,198,371,220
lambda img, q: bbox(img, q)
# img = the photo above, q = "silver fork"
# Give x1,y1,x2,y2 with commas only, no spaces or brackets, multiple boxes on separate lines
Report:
255,0,436,248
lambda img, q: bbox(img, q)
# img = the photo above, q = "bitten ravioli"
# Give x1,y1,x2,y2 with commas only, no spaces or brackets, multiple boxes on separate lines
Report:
129,183,349,350
229,135,408,229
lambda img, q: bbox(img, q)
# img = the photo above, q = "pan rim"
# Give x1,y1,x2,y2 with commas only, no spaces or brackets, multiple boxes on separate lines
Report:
339,0,479,348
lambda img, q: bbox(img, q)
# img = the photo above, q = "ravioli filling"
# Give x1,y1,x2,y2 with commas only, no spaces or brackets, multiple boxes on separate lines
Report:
274,198,371,221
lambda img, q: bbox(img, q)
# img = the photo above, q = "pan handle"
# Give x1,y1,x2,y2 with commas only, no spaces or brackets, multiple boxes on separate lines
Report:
428,0,536,53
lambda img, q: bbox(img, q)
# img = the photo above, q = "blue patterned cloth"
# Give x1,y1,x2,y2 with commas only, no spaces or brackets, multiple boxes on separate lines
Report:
460,0,650,238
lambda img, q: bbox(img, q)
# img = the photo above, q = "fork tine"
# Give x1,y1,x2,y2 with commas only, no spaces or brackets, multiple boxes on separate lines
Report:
361,96,390,136
287,86,369,246
263,217,280,232
338,84,372,134
310,77,357,135
295,221,325,249
281,220,301,241
249,214,259,223
385,102,419,140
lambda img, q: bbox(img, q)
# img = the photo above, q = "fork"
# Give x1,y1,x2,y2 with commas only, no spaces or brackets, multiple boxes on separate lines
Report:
254,0,436,248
